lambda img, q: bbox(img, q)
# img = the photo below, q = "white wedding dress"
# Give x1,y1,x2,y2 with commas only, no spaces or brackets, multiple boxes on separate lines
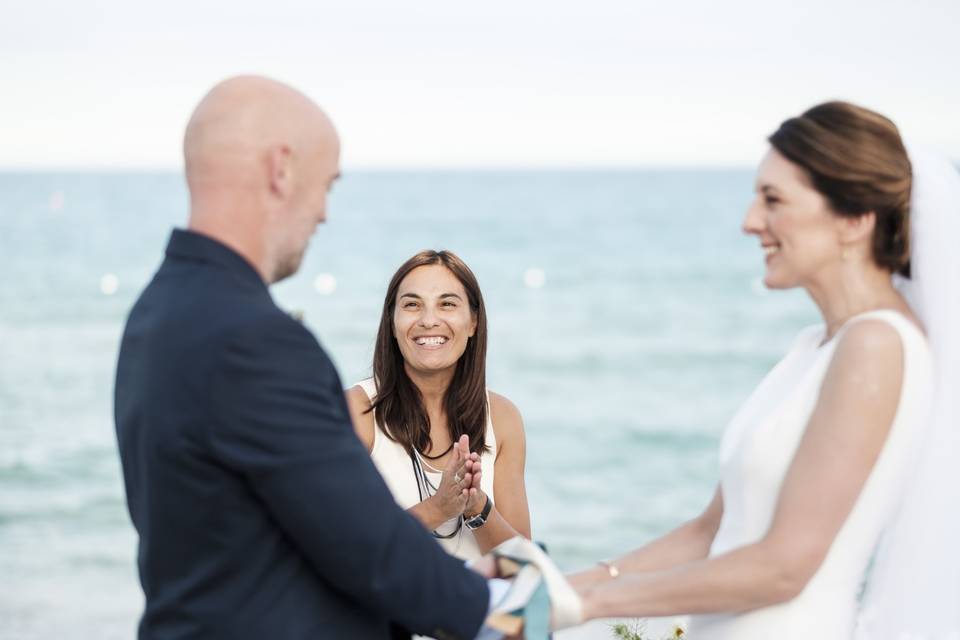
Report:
686,310,933,639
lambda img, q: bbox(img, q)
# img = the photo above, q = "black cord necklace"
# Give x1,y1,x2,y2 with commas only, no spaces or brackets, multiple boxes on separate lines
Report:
411,451,463,539
419,442,454,460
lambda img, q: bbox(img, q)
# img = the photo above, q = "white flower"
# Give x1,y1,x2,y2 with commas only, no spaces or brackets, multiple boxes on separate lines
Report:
670,618,687,638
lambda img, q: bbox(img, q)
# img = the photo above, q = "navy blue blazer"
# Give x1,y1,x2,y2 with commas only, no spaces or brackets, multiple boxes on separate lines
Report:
114,229,489,639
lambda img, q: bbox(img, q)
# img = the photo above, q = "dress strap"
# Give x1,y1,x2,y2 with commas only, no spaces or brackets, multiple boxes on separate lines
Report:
357,377,378,402
837,309,925,344
355,378,383,453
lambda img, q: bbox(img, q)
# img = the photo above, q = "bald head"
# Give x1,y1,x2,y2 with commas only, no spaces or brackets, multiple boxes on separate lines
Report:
184,76,335,178
183,75,340,283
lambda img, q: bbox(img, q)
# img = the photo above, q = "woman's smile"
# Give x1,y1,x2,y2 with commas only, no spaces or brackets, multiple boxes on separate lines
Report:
413,335,450,349
763,243,781,263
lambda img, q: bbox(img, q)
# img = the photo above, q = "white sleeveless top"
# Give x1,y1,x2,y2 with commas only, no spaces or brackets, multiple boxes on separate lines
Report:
357,378,497,562
687,311,933,639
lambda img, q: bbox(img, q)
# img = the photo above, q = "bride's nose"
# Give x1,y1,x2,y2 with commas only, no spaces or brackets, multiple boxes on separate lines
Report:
742,198,766,236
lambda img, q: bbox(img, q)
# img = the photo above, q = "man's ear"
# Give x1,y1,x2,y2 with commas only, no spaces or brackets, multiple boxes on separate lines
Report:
268,145,294,199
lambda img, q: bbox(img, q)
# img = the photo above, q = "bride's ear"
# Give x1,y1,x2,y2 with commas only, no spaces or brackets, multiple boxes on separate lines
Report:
837,211,876,245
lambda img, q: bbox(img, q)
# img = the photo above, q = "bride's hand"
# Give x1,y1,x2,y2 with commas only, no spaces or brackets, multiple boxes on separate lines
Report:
567,565,611,594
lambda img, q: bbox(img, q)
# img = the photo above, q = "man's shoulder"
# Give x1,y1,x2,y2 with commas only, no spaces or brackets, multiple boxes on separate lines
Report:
161,257,296,330
130,261,326,369
219,303,319,352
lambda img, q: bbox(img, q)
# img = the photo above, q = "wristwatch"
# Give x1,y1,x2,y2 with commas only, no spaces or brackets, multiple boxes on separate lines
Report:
464,494,492,530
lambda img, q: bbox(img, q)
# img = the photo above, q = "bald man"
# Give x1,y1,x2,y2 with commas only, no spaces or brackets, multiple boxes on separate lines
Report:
114,77,491,640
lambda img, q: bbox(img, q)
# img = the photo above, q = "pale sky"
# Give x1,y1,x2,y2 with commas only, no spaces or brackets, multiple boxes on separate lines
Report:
2,0,958,168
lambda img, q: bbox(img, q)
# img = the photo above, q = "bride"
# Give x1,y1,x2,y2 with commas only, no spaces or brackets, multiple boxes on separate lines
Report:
556,102,960,639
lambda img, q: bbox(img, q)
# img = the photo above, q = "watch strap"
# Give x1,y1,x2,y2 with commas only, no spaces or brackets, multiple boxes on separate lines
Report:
464,494,492,530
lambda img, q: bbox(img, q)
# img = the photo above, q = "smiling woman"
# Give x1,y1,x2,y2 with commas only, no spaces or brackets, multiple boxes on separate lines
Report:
345,250,531,567
564,102,938,640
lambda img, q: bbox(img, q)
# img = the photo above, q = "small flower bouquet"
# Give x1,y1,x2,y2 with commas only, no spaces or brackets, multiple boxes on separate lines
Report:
611,619,686,640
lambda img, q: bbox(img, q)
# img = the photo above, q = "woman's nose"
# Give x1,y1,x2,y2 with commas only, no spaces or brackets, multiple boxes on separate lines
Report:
742,199,766,236
418,308,440,328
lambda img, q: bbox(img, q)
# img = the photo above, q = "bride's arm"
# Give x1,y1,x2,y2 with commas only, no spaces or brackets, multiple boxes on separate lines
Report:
569,487,722,592
579,320,905,618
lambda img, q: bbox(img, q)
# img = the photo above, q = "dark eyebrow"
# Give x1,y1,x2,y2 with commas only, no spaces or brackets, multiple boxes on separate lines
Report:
399,292,463,301
758,184,781,195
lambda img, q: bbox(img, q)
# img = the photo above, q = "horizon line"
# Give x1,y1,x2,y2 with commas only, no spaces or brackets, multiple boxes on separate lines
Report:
0,163,761,173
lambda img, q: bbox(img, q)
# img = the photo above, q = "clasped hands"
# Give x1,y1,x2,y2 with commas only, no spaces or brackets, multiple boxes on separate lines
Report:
425,434,487,523
425,437,584,638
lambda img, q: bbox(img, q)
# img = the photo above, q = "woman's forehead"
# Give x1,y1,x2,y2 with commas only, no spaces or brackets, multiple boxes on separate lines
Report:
397,264,466,296
756,148,814,193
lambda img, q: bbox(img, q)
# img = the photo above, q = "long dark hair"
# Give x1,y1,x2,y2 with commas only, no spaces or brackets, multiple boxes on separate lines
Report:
368,250,490,456
768,101,912,277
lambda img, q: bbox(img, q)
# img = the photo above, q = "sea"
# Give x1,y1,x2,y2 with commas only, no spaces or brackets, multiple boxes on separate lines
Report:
0,170,819,638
